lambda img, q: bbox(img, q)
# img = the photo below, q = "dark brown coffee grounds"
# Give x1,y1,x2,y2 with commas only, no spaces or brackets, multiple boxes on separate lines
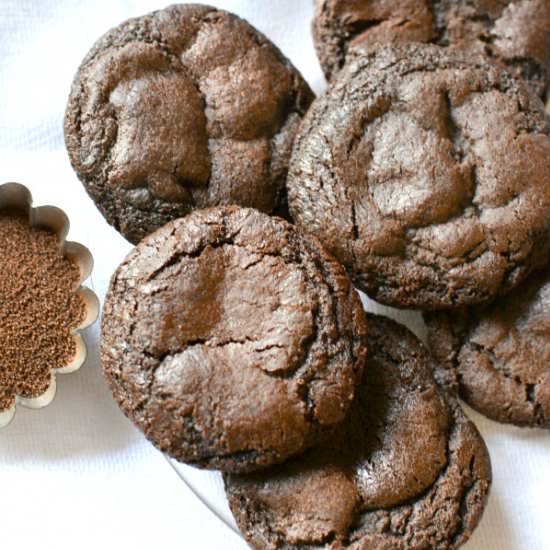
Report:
0,211,86,412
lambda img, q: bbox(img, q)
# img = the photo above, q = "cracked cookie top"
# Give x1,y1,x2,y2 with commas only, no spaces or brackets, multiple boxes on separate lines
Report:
64,4,314,244
425,266,550,428
101,206,367,472
224,315,491,549
312,0,550,99
288,43,550,310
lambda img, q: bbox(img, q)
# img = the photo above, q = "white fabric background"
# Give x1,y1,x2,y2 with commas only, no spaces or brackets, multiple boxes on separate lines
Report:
0,1,548,549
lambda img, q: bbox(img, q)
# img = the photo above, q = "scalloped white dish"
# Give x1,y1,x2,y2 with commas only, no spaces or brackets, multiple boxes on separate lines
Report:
0,182,99,428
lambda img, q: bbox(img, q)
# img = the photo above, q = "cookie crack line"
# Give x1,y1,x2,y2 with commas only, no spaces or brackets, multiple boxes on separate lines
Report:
450,455,479,547
144,337,286,365
187,447,279,467
144,236,234,283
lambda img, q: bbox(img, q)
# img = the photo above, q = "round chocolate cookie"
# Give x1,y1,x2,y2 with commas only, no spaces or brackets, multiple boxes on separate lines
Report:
225,315,491,549
288,43,550,310
425,267,550,429
312,0,550,99
101,207,367,472
65,4,314,244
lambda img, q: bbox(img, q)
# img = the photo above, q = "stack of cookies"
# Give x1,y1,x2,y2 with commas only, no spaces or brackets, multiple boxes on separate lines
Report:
64,3,550,549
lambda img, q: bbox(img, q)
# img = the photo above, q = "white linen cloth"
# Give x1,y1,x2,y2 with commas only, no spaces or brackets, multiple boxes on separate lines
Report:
0,1,548,549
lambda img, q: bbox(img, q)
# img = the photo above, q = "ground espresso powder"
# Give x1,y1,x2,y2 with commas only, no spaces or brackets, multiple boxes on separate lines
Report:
0,211,85,412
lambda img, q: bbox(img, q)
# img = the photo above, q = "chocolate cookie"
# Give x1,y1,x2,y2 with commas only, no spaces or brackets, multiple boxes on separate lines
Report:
312,0,550,99
225,315,491,549
65,4,314,244
101,207,367,472
288,43,550,310
425,267,550,429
